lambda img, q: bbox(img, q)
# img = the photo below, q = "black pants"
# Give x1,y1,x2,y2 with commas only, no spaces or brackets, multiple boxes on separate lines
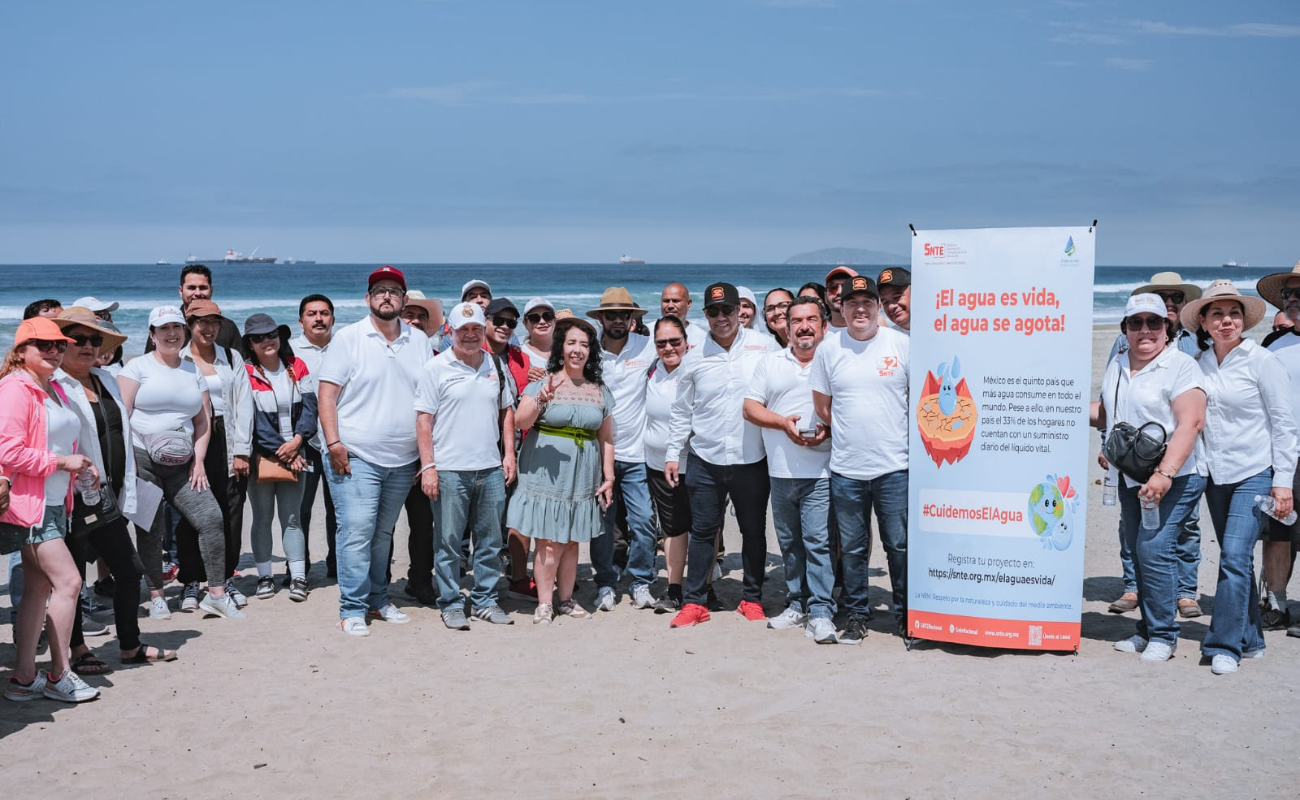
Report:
177,416,247,584
300,446,337,573
385,484,434,589
682,455,771,606
70,517,143,652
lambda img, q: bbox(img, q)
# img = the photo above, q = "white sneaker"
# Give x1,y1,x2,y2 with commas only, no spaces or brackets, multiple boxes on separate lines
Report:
180,582,201,612
630,584,654,609
805,617,838,644
1210,654,1239,674
368,604,411,624
340,617,370,637
149,596,172,620
1244,648,1265,660
596,586,616,612
1113,634,1147,653
43,670,99,703
768,605,809,630
198,593,247,620
1140,640,1175,662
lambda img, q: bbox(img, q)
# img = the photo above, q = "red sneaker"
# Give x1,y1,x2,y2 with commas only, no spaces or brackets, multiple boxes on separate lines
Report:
736,600,765,621
507,578,539,600
670,603,711,628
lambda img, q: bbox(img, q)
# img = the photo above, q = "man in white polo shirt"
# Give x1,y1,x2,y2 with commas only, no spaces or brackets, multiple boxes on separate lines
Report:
317,266,432,637
588,287,659,611
290,293,339,579
744,297,837,644
811,274,910,645
664,281,779,628
416,302,517,630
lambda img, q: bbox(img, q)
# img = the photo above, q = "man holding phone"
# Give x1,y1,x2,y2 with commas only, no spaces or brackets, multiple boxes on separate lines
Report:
743,297,836,643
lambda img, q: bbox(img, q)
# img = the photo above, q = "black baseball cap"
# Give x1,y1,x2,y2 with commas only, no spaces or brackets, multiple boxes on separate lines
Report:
484,297,519,317
877,268,910,289
703,282,740,308
837,275,879,300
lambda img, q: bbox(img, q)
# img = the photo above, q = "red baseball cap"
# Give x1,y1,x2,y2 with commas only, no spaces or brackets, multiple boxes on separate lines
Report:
368,265,406,291
16,317,76,344
825,265,858,284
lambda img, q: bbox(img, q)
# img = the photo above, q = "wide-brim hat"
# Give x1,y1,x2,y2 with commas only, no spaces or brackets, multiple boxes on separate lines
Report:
404,289,443,317
1179,280,1266,332
54,306,129,352
586,287,647,319
555,308,599,339
1133,271,1202,301
1255,260,1300,309
243,313,292,341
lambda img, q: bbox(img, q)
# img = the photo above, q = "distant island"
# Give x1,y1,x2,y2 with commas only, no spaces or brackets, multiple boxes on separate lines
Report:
784,247,909,266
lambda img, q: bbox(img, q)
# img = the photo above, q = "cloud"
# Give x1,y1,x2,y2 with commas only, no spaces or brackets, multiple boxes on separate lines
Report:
383,84,885,106
1126,19,1300,38
383,82,499,106
1104,57,1154,71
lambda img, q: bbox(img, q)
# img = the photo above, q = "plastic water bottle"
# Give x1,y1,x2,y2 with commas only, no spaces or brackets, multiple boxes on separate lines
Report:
76,469,100,506
1140,497,1160,530
1102,467,1118,507
1255,495,1297,525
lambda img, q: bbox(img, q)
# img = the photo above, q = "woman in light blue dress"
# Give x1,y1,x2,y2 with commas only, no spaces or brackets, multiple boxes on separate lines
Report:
508,312,614,624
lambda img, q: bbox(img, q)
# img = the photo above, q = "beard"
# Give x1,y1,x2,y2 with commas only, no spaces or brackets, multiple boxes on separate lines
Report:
373,305,400,321
604,327,629,340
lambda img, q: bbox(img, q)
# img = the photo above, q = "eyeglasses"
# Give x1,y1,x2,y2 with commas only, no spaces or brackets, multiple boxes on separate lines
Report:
491,315,519,330
601,310,634,321
1126,315,1166,332
764,301,792,314
31,340,69,354
1154,291,1185,305
68,334,104,348
1280,288,1300,301
654,337,684,349
249,332,278,344
704,305,737,318
525,311,555,324
369,287,406,298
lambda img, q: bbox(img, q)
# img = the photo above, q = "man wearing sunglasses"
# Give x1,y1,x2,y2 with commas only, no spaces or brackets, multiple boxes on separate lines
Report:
1101,272,1204,618
664,282,779,628
586,287,658,611
483,298,530,398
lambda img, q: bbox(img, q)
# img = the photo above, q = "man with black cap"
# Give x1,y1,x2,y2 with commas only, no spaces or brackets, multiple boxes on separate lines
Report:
484,297,530,395
316,266,432,637
664,282,779,628
589,287,659,611
811,274,910,644
877,268,911,334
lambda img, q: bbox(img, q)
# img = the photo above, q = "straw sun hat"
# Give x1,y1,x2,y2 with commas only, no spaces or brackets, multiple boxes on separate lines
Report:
1178,280,1266,332
1255,260,1300,309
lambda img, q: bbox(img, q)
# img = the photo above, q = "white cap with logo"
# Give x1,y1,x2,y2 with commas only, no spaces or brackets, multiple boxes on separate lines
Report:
1124,293,1167,320
449,301,487,330
148,305,186,328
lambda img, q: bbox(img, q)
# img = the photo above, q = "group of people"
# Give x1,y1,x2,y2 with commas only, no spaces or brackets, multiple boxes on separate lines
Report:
4,256,1297,705
1093,267,1300,675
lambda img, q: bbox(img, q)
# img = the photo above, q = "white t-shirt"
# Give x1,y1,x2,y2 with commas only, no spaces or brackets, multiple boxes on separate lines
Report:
290,334,330,450
257,365,296,440
45,395,80,502
1100,346,1206,488
643,362,685,472
201,371,224,417
746,348,831,479
600,332,655,463
522,341,549,366
317,317,431,468
809,327,910,481
120,353,206,447
415,350,515,472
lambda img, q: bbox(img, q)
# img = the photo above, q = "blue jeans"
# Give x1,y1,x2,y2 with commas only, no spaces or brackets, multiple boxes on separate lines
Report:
1202,469,1269,660
1118,503,1200,598
682,455,770,606
770,477,834,619
594,461,658,590
1118,473,1205,646
432,468,506,611
830,469,908,620
324,455,418,620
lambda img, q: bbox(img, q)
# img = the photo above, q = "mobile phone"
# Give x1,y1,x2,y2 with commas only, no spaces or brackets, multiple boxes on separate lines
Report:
799,426,818,437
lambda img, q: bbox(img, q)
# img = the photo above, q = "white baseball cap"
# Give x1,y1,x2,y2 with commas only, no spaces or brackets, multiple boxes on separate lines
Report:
73,296,120,313
522,297,554,317
148,305,186,327
1124,293,1167,320
448,301,487,330
461,279,492,300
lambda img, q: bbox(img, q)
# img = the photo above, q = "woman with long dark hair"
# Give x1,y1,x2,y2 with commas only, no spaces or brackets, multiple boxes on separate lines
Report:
762,288,795,347
508,311,615,623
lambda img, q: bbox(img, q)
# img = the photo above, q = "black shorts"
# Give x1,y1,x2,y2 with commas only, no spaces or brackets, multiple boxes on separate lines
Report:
647,468,691,538
1263,461,1300,546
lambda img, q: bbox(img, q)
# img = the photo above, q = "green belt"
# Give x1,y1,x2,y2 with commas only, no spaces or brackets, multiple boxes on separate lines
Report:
537,424,597,448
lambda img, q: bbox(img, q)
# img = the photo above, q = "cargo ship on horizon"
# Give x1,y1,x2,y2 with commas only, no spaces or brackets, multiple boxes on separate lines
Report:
186,247,277,265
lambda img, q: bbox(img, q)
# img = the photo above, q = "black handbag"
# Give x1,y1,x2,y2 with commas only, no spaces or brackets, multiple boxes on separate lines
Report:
1103,371,1168,484
0,522,30,556
72,485,122,537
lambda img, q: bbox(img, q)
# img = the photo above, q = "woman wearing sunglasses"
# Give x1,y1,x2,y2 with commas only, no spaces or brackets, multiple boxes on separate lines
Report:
521,297,555,383
642,316,692,613
1,318,101,702
118,306,244,620
1091,293,1206,663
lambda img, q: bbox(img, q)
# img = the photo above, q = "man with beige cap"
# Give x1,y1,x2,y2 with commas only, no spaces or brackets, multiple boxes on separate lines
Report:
1102,272,1204,617
1257,260,1300,635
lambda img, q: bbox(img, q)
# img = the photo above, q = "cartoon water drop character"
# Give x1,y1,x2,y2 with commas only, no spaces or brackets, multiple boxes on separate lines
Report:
937,357,961,415
1043,506,1074,551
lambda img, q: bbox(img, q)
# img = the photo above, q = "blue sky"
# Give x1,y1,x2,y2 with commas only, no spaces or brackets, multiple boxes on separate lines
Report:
1,0,1296,265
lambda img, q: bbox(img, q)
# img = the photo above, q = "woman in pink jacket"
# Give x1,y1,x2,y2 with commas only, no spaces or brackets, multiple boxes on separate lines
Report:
0,317,101,703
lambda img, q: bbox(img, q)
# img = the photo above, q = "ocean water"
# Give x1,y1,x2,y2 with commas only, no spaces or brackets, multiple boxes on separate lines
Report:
0,263,1286,356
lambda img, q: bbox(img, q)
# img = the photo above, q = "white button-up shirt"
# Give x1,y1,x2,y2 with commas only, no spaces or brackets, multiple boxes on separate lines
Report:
665,326,777,466
1195,338,1297,488
1101,345,1206,488
600,332,655,463
317,317,431,468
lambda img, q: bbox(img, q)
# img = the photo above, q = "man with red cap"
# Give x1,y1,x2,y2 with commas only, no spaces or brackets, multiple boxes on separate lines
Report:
316,266,433,637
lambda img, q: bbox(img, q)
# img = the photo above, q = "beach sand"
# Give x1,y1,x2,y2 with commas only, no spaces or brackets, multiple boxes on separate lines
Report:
2,326,1297,798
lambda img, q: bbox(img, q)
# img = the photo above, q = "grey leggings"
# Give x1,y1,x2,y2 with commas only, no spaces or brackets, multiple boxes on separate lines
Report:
247,477,306,568
133,447,227,590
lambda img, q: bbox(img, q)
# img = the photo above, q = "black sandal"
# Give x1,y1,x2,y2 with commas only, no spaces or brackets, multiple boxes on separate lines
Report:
121,643,178,664
71,651,115,675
